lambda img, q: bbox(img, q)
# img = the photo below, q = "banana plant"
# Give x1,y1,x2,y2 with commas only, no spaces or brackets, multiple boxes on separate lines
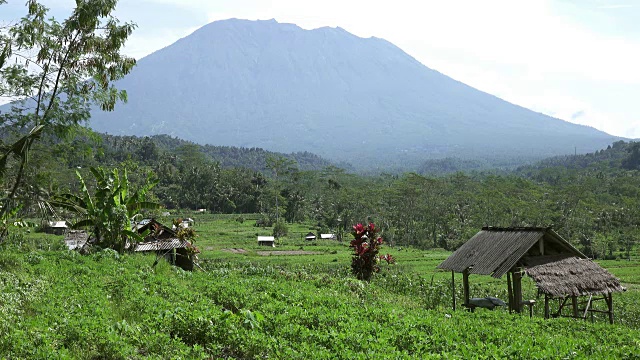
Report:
52,167,161,252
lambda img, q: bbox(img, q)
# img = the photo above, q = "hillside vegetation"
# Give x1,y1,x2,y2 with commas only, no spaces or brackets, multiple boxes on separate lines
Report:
5,131,640,259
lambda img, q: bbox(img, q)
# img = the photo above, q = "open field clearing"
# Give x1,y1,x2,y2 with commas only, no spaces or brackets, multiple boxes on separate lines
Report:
2,216,639,358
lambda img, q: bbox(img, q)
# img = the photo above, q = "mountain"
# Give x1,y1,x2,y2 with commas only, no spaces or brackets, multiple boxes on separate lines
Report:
87,18,619,169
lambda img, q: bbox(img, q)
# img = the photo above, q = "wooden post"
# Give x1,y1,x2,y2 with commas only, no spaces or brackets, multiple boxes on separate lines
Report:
539,237,544,255
513,270,522,313
571,296,579,318
555,296,569,317
544,294,550,319
451,271,456,311
606,293,614,324
462,268,470,308
582,295,593,319
507,271,514,313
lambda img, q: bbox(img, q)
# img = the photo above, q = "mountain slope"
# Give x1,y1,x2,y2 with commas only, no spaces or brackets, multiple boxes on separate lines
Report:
88,18,619,168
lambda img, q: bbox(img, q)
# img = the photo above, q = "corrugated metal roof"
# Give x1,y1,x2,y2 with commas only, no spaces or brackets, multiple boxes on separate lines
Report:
64,230,89,250
49,221,68,228
437,227,584,278
257,236,275,241
65,239,87,250
133,238,189,252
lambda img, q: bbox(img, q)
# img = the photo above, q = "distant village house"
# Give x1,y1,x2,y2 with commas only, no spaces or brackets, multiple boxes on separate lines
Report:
45,220,68,235
258,236,275,247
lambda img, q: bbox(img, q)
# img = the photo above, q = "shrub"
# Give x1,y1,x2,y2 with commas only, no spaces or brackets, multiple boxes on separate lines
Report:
255,215,273,228
349,222,394,281
272,222,288,239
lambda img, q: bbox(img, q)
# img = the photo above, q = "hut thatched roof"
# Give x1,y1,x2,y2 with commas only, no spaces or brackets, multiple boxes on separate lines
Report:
523,256,624,297
437,227,585,278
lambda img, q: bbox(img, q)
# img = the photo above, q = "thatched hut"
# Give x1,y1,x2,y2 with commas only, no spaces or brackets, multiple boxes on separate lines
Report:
437,227,624,323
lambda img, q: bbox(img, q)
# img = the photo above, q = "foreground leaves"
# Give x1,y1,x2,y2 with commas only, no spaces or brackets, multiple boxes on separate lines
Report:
1,248,638,359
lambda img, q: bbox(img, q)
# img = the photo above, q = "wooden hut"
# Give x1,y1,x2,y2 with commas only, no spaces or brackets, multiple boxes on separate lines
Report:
128,219,197,271
64,230,88,250
45,220,68,235
437,227,624,323
257,236,275,247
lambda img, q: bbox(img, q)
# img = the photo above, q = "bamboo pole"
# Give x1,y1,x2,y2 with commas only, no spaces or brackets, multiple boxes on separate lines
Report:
451,271,456,311
555,296,569,317
507,271,514,313
544,294,549,319
582,295,593,319
462,268,470,308
513,270,522,313
572,296,578,318
607,293,614,324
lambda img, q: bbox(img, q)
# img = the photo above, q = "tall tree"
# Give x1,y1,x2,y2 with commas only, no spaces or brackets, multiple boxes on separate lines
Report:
265,155,298,222
0,0,136,237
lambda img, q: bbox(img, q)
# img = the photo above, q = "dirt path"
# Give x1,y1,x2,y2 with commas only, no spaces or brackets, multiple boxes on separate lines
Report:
256,250,323,256
221,248,248,254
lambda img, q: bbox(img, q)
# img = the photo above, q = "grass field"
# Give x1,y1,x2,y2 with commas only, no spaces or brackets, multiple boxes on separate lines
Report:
1,215,639,358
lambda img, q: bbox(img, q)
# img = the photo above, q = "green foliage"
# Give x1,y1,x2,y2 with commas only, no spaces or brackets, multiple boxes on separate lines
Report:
0,0,135,237
622,142,640,170
52,166,160,252
0,244,639,358
272,221,288,239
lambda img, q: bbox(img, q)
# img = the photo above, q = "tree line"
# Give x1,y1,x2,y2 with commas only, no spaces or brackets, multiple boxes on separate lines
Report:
6,128,640,259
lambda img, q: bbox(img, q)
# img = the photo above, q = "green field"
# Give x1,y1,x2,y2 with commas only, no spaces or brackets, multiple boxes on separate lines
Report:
1,216,639,359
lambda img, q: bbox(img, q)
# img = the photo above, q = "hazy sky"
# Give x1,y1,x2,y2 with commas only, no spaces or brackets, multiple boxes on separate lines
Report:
3,0,639,138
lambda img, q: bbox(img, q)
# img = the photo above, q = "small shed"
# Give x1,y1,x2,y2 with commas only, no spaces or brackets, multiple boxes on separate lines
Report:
437,227,624,323
129,219,197,271
305,232,317,241
64,230,88,250
179,218,194,228
258,236,275,247
320,233,336,240
45,220,68,235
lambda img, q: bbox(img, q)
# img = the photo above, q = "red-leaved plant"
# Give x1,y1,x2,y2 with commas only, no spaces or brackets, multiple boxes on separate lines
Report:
350,222,395,281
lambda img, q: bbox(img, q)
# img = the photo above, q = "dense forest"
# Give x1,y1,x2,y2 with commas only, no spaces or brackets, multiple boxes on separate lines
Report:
3,128,639,260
